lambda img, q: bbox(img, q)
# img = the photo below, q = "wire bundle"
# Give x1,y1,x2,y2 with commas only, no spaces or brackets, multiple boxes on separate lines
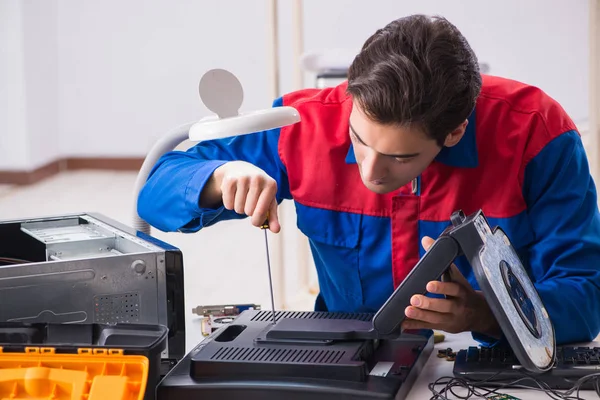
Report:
428,372,600,400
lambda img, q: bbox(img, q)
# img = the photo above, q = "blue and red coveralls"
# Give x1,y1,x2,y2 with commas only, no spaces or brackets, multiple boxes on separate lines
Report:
139,75,600,346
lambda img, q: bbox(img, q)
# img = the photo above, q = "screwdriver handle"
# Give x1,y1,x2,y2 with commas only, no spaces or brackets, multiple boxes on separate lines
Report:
260,211,270,230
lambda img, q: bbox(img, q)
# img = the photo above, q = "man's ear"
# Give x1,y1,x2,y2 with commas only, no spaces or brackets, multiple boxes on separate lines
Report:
444,120,468,147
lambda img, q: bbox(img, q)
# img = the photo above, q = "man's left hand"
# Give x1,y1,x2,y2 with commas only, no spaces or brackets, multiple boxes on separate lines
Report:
401,236,501,337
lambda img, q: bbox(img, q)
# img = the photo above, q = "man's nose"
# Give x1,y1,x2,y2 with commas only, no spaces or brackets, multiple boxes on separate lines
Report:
361,152,387,181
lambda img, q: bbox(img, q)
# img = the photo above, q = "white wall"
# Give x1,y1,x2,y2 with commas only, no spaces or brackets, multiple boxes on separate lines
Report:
1,0,590,168
0,1,31,171
0,0,276,169
22,0,60,169
56,0,275,158
0,0,61,171
280,0,589,125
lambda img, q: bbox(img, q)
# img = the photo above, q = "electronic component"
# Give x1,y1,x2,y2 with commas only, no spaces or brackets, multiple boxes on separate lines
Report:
192,304,261,336
0,213,185,367
157,310,434,400
453,345,600,390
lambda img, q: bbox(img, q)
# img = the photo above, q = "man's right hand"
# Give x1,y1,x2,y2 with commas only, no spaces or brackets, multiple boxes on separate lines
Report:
200,161,280,233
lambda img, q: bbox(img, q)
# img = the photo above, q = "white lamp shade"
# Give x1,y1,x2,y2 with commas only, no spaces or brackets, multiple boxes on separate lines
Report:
132,68,301,235
189,69,301,142
189,106,300,142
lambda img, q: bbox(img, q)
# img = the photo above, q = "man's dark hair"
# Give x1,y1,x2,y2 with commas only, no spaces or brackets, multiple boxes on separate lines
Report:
347,15,482,146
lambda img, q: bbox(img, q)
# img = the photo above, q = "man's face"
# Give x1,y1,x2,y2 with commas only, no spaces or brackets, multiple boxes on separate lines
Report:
348,102,466,194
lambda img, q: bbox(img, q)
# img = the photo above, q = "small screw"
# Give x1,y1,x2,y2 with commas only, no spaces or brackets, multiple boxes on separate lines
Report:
438,347,456,360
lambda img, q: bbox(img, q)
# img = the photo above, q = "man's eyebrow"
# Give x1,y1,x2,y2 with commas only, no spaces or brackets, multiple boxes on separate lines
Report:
349,122,420,158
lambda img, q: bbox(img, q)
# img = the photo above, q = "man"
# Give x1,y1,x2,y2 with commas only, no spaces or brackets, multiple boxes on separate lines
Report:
138,15,600,346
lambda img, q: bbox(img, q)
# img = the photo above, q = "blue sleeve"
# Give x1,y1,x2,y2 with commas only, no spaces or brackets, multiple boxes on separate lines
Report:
137,97,292,233
521,130,600,345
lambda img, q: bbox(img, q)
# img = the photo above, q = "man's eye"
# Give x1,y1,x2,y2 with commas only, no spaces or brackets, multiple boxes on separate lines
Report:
395,157,412,164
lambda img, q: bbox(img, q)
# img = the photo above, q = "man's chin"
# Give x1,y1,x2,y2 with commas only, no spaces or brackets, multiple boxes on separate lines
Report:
363,181,400,194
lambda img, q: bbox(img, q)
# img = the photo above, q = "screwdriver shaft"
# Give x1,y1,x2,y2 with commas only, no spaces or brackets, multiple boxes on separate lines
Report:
263,228,277,324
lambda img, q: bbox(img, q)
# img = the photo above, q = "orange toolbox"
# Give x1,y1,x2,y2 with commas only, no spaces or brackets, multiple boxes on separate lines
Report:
0,322,168,400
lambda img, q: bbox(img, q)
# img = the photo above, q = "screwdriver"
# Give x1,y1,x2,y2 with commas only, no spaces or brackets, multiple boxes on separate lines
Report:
260,212,277,325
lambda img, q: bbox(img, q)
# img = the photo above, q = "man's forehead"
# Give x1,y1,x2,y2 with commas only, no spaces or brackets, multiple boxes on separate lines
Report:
348,121,422,158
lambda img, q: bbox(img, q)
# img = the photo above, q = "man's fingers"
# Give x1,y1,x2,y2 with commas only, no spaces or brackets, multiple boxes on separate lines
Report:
444,283,467,298
426,281,465,298
233,179,249,214
221,178,237,210
421,236,435,252
410,295,454,314
401,319,438,332
267,198,280,233
244,180,261,217
252,184,277,228
404,306,451,326
448,264,471,288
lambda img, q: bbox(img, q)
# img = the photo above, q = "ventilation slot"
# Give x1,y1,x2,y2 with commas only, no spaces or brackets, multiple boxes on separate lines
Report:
94,293,140,324
251,311,372,322
211,347,346,364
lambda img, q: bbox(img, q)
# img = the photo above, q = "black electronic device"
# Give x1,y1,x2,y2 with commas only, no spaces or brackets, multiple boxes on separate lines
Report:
445,210,556,374
157,209,556,399
453,345,600,390
158,310,434,400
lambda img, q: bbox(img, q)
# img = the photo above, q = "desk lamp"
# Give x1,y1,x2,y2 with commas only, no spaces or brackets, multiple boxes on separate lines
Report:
132,69,301,235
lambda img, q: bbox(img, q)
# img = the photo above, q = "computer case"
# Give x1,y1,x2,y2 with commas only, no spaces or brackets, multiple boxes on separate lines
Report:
0,212,185,363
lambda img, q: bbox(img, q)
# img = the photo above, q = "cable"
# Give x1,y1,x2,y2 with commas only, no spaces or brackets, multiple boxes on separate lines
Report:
0,257,31,265
428,371,600,400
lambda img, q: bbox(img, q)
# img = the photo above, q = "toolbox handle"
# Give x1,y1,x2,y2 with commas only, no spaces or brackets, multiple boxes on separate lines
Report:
47,323,93,345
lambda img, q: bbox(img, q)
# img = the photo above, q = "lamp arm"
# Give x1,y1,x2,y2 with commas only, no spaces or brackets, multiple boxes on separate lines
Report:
132,122,196,235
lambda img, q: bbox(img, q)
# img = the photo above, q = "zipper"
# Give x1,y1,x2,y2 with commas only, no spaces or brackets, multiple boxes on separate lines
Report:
411,176,421,195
